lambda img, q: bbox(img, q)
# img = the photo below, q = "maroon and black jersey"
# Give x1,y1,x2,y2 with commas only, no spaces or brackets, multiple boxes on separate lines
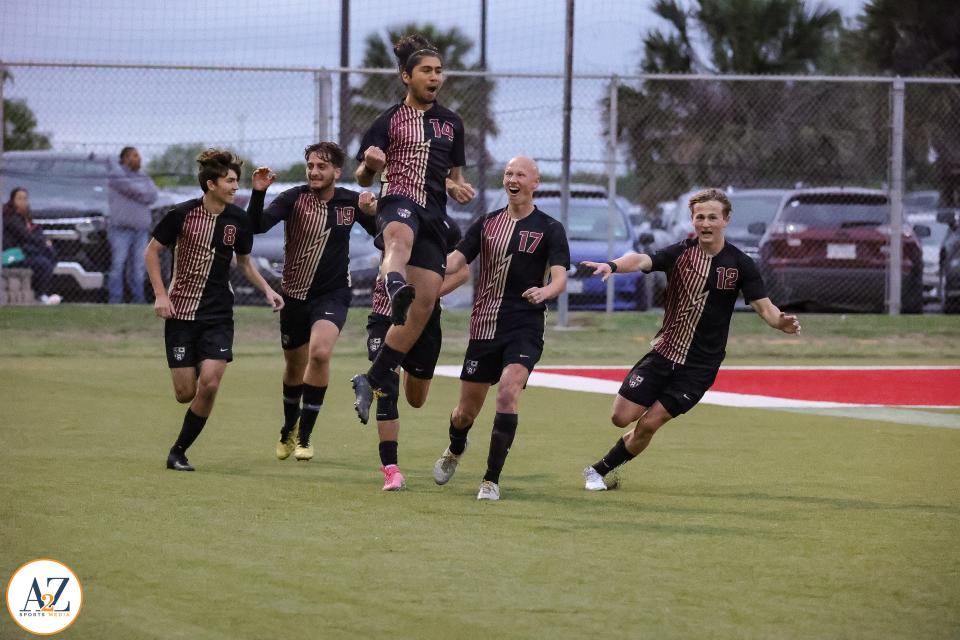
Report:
247,186,376,300
356,102,466,213
644,238,767,367
152,198,253,322
458,207,570,340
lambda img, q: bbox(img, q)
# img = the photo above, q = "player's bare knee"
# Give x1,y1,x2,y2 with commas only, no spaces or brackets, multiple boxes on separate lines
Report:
610,412,633,428
308,347,332,368
406,388,427,408
197,376,221,399
452,405,477,427
174,388,195,403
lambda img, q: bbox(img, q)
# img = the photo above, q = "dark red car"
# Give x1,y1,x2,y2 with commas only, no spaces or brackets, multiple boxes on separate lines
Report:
757,188,924,313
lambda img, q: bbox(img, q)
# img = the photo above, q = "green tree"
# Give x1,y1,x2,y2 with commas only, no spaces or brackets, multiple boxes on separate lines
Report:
2,70,52,150
614,0,880,209
148,143,255,189
346,23,496,180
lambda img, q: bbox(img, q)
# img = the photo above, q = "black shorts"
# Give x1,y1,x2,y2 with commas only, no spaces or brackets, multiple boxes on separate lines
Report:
164,318,234,368
460,331,544,384
376,195,448,276
617,350,719,417
366,303,442,379
280,288,351,350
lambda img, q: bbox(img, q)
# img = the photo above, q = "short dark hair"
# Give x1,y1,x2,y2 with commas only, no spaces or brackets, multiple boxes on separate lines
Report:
303,142,346,168
688,188,732,217
394,33,440,76
119,146,136,162
196,149,243,192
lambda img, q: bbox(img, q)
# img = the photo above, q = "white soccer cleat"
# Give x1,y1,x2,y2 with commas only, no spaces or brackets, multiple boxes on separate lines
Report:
477,480,500,501
583,465,619,491
433,441,467,485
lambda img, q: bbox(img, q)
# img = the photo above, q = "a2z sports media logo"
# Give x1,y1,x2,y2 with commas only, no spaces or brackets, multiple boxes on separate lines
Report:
6,558,83,635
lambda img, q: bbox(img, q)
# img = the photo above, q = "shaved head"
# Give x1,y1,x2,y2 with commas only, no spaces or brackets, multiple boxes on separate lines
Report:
506,155,539,179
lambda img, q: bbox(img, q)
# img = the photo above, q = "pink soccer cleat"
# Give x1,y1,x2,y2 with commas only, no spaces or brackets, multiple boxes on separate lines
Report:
381,464,406,491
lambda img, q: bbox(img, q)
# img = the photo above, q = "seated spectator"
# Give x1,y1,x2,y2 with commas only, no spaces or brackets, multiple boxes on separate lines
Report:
2,187,61,305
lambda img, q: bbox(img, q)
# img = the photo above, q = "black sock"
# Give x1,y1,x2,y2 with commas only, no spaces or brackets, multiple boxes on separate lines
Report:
483,413,518,484
297,384,327,447
368,344,406,389
592,438,636,476
449,419,472,455
281,383,304,435
385,271,407,299
379,440,399,467
172,408,208,453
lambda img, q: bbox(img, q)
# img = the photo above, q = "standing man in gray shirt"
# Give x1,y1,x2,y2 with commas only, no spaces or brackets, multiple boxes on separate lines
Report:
108,146,159,303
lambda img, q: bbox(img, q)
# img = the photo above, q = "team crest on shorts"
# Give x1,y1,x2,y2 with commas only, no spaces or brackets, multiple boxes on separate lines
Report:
397,208,412,219
464,360,479,375
281,334,290,347
369,337,382,352
628,373,644,388
173,346,186,362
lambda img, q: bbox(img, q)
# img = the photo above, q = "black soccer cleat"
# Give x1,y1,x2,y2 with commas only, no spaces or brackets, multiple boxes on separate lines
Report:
166,449,195,472
351,374,374,425
389,284,416,326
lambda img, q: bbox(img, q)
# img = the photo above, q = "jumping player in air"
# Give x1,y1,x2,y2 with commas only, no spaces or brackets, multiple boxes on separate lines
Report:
145,149,284,472
579,188,801,491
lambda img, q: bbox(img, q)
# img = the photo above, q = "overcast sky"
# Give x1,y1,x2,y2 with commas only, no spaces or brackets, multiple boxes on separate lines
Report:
1,0,867,172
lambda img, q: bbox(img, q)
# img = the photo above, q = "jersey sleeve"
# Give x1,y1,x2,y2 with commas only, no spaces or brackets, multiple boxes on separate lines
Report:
451,116,466,168
647,241,686,273
456,216,484,264
546,219,570,269
234,214,254,256
356,110,392,162
345,189,378,236
152,205,185,246
250,187,298,233
738,253,767,303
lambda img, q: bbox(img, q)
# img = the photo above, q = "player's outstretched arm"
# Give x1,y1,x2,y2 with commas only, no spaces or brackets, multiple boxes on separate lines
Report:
581,253,653,281
439,250,468,296
355,146,385,187
145,238,173,318
750,297,801,335
446,168,476,205
358,191,378,216
522,264,568,305
236,254,284,311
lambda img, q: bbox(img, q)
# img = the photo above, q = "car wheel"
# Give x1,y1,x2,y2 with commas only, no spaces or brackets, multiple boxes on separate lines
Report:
902,272,923,314
943,271,960,314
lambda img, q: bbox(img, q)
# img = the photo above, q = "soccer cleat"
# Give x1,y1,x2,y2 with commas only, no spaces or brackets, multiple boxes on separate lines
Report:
381,465,407,491
477,480,500,501
351,374,379,425
276,422,299,460
583,465,619,491
294,442,314,461
433,441,468,486
389,283,416,326
166,449,195,472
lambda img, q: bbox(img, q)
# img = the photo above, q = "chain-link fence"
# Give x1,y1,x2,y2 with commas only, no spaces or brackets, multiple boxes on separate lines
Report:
2,62,959,313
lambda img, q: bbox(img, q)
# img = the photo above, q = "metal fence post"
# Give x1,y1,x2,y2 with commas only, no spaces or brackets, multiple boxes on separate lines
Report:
888,77,905,315
0,60,6,306
556,0,574,328
315,71,333,142
605,74,619,313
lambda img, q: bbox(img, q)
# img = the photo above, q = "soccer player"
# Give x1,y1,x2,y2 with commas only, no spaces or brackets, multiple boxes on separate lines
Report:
579,188,802,491
245,142,378,462
366,221,468,490
145,149,284,472
431,156,570,501
350,33,475,426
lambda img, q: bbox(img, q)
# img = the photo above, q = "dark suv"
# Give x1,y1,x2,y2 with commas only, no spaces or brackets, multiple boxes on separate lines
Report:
1,150,176,301
936,208,960,313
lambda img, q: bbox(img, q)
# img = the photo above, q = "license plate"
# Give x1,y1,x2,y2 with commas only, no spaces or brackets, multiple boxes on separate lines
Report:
826,243,856,260
567,278,584,294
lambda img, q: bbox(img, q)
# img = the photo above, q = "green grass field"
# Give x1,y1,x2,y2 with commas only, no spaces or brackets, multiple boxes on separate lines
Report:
2,306,959,639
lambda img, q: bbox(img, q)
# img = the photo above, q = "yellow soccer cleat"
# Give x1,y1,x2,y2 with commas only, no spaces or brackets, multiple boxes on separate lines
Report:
276,422,299,460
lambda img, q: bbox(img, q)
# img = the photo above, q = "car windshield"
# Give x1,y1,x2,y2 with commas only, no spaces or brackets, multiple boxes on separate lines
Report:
2,157,112,216
917,221,950,247
727,194,783,230
780,195,889,228
537,201,629,241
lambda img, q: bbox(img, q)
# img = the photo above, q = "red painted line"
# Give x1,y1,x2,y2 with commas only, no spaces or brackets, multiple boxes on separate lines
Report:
535,367,960,407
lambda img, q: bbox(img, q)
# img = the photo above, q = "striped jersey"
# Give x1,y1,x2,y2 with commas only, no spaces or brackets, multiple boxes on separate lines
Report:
459,207,570,340
152,198,253,322
356,102,465,212
645,238,766,367
247,186,376,300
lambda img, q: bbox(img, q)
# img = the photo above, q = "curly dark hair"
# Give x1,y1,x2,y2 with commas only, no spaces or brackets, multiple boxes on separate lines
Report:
196,149,243,192
394,33,440,76
303,142,346,168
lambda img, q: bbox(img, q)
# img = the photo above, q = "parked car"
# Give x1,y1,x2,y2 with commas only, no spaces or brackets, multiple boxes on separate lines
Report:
936,208,960,313
231,183,380,306
904,190,941,214
1,150,180,301
758,188,924,313
907,211,949,303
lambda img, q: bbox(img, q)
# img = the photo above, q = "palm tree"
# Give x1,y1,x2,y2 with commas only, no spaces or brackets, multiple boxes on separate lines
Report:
346,23,496,181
